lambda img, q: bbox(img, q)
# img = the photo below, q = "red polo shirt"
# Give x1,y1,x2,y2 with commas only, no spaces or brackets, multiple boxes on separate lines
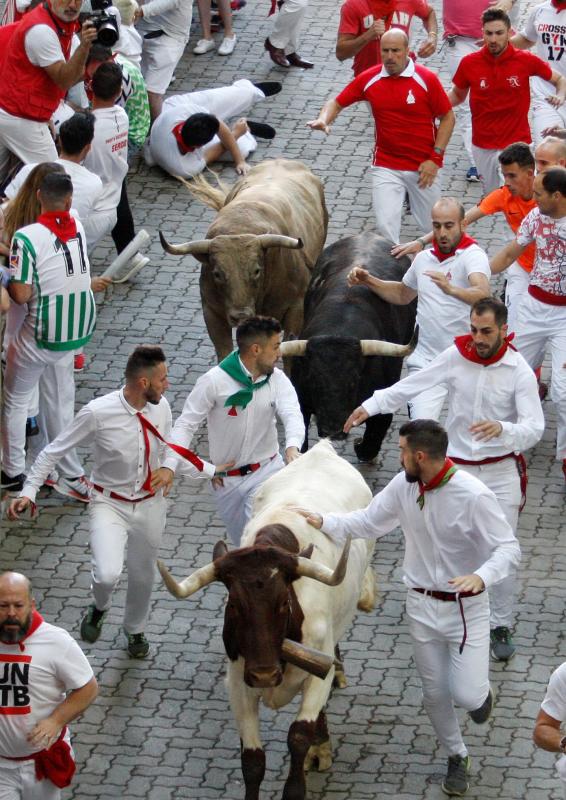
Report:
338,0,431,76
336,59,452,170
452,44,553,148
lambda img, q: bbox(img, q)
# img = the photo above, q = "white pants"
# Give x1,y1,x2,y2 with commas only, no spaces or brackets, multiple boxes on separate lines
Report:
196,81,263,166
370,166,442,244
505,262,530,335
406,365,447,421
1,332,82,478
513,292,566,460
531,97,566,146
457,459,521,629
0,108,57,185
444,36,477,167
472,146,502,194
407,589,491,758
2,302,39,418
89,492,167,633
140,33,186,95
82,209,117,251
269,0,309,54
211,454,284,546
0,761,60,800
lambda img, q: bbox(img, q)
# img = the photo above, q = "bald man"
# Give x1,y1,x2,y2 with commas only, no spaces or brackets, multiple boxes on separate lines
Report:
535,136,566,174
348,196,491,419
308,29,454,243
0,571,98,799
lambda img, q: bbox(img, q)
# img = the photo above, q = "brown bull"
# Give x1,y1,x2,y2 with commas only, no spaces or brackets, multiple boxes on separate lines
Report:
160,159,328,359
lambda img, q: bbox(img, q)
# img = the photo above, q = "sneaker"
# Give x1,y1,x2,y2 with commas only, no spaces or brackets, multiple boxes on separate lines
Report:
80,605,107,643
74,353,85,372
125,631,150,659
538,380,548,401
247,120,276,139
43,471,59,488
53,475,91,503
442,754,471,797
193,38,216,54
490,626,516,661
1,471,25,492
469,686,495,724
25,416,40,437
217,34,236,55
111,253,150,284
253,81,282,97
466,166,480,182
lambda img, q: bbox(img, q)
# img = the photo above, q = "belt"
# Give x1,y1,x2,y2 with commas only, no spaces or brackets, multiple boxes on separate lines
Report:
451,452,528,512
217,454,276,478
92,484,154,503
412,587,485,653
144,29,164,38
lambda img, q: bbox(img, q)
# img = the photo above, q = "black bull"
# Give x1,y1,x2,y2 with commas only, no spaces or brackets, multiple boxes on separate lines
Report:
286,234,417,462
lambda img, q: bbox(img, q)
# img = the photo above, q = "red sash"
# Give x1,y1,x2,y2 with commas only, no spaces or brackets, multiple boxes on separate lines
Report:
136,413,205,493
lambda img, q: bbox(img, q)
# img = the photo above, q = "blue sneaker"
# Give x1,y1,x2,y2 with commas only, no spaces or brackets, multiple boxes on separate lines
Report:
466,166,480,182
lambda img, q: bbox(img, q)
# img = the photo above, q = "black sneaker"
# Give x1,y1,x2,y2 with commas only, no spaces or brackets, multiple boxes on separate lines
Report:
490,626,516,661
126,631,150,659
1,471,25,492
469,686,495,723
253,81,282,97
80,605,106,643
442,754,471,796
247,120,276,140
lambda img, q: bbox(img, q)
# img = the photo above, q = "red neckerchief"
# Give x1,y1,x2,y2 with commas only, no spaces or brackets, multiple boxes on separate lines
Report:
368,0,395,20
172,122,195,155
454,332,516,366
0,609,44,652
551,0,566,11
37,211,77,244
417,458,457,509
45,1,80,44
431,233,476,263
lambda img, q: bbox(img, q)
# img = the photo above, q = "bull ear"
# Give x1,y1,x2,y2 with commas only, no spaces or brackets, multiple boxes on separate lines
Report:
213,540,229,560
298,543,314,560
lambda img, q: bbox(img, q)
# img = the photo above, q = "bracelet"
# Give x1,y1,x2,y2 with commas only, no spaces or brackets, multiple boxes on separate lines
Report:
417,237,427,250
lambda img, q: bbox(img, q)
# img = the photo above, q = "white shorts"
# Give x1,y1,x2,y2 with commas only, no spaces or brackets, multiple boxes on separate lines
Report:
141,34,186,95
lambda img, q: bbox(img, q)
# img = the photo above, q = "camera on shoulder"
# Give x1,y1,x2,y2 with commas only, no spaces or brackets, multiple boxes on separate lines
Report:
89,0,120,47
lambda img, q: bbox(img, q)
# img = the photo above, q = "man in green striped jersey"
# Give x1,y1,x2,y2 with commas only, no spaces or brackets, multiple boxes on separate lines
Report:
1,171,110,499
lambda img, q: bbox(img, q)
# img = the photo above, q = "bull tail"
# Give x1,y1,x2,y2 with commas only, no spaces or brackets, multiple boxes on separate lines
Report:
176,172,229,211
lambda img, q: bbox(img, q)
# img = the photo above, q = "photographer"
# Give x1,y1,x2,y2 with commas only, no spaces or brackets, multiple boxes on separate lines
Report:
0,0,98,184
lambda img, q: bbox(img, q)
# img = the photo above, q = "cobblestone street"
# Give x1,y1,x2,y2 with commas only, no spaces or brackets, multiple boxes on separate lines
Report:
1,0,566,797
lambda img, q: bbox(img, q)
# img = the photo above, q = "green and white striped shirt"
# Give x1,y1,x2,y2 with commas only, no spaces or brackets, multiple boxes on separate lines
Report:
9,219,96,351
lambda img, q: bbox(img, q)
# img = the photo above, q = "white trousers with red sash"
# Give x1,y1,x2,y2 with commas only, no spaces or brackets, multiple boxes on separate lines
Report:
0,760,60,800
89,492,167,634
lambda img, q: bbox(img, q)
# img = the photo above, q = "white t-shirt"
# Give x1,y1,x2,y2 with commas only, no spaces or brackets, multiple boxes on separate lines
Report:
402,242,491,368
517,208,566,296
115,25,143,66
24,27,80,67
0,619,94,758
84,106,129,212
148,94,208,177
521,0,566,102
541,662,566,783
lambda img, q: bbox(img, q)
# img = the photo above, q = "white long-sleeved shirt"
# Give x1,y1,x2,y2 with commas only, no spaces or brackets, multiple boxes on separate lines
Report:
362,344,544,460
163,363,304,473
21,389,214,503
322,469,521,592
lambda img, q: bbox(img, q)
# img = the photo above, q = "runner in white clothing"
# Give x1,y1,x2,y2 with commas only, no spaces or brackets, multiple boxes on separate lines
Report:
159,316,305,545
348,197,491,419
0,571,98,800
297,419,520,798
534,661,566,799
343,297,544,662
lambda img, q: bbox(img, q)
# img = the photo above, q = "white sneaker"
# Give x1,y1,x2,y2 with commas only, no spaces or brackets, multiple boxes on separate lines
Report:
217,35,236,55
193,38,216,54
53,476,91,503
111,253,150,284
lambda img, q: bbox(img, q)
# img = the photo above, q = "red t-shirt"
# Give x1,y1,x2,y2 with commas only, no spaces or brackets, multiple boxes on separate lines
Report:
338,0,431,76
452,45,553,148
336,59,452,170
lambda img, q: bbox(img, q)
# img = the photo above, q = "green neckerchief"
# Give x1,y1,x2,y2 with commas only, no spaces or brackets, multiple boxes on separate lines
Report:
416,459,458,510
219,350,270,412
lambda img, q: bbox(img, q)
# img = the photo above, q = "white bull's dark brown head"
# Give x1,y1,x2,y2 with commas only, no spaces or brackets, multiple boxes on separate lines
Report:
158,525,351,688
160,232,304,328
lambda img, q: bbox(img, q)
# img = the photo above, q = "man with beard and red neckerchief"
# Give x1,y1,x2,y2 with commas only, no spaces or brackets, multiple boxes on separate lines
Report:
343,297,544,664
297,419,520,797
0,571,98,800
347,197,491,421
0,0,98,184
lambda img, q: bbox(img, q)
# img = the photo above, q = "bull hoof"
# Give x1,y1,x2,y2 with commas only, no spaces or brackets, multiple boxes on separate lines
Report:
304,740,332,772
353,439,376,463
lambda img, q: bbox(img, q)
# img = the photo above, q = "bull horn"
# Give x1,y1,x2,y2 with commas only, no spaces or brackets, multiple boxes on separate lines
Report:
257,234,304,250
360,325,419,357
159,231,211,256
279,340,307,357
157,559,217,599
281,639,334,680
295,535,351,586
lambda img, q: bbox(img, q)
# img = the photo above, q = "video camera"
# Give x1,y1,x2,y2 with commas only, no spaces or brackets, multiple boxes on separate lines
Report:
89,0,120,47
